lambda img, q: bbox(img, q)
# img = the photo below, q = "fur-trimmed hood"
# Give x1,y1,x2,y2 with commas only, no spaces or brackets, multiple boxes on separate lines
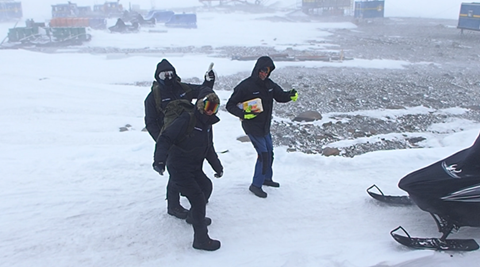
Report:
196,87,220,113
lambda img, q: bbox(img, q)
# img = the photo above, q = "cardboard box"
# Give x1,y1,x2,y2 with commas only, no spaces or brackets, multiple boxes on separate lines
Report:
238,98,263,113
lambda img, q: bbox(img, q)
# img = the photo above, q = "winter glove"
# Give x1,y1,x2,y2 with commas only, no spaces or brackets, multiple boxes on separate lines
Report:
290,89,298,102
153,162,165,175
214,171,223,178
205,70,215,82
243,105,257,120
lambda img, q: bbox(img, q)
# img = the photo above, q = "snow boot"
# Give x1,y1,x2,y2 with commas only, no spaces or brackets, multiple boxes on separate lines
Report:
167,205,189,219
263,180,280,187
249,185,267,198
193,236,221,251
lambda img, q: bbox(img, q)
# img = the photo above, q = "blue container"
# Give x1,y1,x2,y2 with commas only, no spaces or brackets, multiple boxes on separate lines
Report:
458,2,480,32
165,13,197,28
354,1,385,19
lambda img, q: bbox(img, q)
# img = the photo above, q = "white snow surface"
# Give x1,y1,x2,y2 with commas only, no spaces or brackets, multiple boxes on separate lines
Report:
2,1,480,266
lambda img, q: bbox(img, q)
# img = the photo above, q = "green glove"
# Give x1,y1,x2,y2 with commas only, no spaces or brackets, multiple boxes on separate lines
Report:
290,89,298,102
244,106,257,120
244,113,257,119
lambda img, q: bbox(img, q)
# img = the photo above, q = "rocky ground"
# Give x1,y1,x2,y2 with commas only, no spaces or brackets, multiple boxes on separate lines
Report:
209,17,480,157
78,15,480,157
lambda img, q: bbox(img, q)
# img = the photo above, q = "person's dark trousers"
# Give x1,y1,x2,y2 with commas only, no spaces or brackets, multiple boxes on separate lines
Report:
167,170,212,206
196,170,213,202
169,167,209,242
247,133,274,188
166,177,182,208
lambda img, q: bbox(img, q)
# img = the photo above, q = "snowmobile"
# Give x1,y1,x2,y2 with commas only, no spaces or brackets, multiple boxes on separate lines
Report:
108,18,139,33
367,133,480,251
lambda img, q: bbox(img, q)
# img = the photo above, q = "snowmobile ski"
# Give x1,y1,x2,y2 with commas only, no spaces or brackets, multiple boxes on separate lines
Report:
390,226,479,251
367,184,414,206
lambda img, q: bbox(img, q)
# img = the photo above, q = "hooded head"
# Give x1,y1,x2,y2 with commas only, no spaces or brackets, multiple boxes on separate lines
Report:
196,87,220,115
251,56,275,80
154,59,178,84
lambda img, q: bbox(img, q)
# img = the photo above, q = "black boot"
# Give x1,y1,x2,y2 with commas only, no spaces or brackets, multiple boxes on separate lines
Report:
263,180,280,187
186,215,212,226
193,236,221,251
167,205,189,219
249,185,267,198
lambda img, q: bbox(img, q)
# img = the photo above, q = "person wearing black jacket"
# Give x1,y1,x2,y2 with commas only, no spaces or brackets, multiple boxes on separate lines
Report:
226,56,298,198
144,59,215,219
152,88,223,251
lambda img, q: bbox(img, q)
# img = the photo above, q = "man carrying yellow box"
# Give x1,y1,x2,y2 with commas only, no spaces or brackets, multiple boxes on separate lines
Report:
226,56,298,198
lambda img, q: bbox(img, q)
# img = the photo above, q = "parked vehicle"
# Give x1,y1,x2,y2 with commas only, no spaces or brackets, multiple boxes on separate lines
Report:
0,0,22,21
108,18,139,33
93,1,123,18
51,2,79,18
4,19,91,47
49,17,106,30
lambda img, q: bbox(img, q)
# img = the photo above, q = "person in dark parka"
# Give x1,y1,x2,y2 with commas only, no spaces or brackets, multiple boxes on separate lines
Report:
226,56,298,198
144,59,215,219
152,87,223,251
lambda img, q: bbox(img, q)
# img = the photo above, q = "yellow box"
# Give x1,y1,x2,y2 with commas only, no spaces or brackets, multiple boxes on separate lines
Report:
238,98,263,113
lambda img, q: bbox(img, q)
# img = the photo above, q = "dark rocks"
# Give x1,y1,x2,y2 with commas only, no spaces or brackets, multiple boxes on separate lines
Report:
293,111,322,122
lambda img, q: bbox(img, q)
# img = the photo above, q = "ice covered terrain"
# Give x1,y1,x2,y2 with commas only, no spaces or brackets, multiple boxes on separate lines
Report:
1,0,480,266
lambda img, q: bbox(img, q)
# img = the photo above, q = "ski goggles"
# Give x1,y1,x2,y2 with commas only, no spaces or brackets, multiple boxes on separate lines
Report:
158,70,173,80
203,99,219,113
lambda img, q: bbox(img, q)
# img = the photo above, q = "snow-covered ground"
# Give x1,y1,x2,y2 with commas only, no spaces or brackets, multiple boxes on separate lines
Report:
2,1,480,266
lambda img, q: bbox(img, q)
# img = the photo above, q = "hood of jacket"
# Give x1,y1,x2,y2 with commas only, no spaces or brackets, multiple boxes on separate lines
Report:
195,86,220,112
154,59,178,84
250,56,275,79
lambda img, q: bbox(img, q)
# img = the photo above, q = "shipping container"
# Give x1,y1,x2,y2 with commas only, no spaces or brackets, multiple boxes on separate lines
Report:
354,0,384,19
458,2,480,32
49,17,106,29
0,1,22,21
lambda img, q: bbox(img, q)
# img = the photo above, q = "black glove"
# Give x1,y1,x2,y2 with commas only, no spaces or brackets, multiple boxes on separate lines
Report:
153,162,165,175
214,171,223,178
205,70,215,82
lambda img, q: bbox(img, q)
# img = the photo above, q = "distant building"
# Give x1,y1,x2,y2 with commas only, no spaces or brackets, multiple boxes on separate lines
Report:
302,0,353,16
458,2,480,33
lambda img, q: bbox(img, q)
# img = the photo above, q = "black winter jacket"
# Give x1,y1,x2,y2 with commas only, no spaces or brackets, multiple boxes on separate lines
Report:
144,59,214,140
226,56,292,137
153,108,223,175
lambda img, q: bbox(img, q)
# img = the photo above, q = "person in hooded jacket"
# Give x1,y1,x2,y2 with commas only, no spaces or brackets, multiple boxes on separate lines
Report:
144,59,215,220
226,56,298,198
152,88,223,251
